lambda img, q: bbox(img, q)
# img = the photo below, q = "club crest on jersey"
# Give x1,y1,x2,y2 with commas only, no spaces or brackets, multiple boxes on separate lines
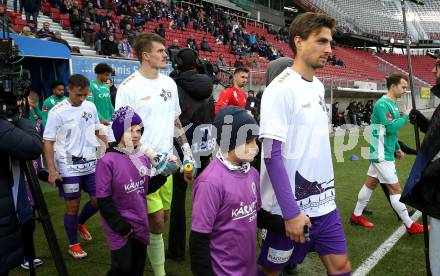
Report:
82,111,93,121
160,89,172,102
139,166,148,177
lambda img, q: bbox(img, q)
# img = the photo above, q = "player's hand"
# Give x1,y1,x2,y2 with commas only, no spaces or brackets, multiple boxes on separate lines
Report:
402,105,411,116
100,119,111,126
396,149,405,160
48,169,61,187
284,213,311,243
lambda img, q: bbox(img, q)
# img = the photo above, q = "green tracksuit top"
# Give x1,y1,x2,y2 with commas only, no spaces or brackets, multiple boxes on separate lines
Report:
369,95,409,163
29,102,43,126
88,80,115,121
42,95,67,127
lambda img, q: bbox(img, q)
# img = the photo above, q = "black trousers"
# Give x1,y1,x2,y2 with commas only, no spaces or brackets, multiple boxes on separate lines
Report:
167,156,210,258
107,237,147,276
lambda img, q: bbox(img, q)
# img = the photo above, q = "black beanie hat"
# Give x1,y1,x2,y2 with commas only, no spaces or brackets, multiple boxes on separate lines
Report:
176,48,197,72
213,106,259,153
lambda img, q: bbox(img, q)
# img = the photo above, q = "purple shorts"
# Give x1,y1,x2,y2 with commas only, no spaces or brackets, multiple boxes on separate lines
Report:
258,209,347,270
58,173,96,200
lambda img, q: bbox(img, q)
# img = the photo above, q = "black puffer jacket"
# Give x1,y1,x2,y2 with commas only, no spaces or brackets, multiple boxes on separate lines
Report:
0,118,42,274
173,70,214,161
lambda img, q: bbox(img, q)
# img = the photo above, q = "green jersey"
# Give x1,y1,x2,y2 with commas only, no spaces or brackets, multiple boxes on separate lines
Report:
88,80,114,121
42,95,67,127
369,96,409,162
29,102,43,126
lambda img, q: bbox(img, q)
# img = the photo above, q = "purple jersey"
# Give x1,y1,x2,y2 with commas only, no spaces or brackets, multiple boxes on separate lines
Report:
191,158,261,276
95,150,151,251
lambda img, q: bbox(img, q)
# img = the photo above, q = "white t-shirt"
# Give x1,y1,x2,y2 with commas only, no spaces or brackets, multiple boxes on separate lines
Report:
43,99,101,177
115,71,181,154
259,68,336,218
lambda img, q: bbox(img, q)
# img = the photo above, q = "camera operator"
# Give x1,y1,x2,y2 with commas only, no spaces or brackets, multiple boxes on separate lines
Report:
0,109,43,275
167,48,214,262
405,56,440,276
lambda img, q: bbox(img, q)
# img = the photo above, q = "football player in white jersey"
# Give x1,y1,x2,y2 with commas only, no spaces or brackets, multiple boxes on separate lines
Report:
115,32,195,276
257,13,351,276
43,74,108,259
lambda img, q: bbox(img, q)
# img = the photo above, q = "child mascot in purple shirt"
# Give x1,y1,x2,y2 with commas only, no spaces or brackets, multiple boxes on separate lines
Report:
96,106,168,276
190,106,285,276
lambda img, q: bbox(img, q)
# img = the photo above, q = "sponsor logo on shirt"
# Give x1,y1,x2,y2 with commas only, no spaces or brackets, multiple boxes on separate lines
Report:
267,247,293,264
98,93,110,98
159,89,172,102
231,200,258,222
124,178,145,194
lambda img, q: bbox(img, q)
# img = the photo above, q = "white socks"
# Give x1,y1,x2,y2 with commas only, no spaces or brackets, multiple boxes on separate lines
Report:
390,194,413,228
147,233,166,276
354,185,374,216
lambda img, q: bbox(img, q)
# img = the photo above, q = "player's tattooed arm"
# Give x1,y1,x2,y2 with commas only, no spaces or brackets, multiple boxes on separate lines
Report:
174,117,189,147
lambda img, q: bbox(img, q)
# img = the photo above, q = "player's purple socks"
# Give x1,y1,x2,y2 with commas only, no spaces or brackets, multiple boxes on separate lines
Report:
78,201,98,225
64,214,78,245
328,272,351,276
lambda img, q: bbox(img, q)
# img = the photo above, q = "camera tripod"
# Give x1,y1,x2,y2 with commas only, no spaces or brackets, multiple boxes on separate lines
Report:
21,160,68,276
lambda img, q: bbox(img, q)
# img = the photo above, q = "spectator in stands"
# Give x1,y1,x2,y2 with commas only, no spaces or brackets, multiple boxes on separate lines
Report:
364,99,374,124
0,6,12,29
118,14,130,30
81,16,96,46
69,8,82,38
336,58,345,67
134,12,145,28
134,25,143,37
155,23,166,38
26,20,37,34
23,0,40,25
101,34,118,57
37,22,55,39
234,56,244,68
94,26,108,55
347,101,359,125
118,36,133,59
13,0,24,13
167,39,180,66
123,24,136,45
332,102,341,128
71,46,81,54
101,11,115,29
216,53,227,67
20,26,36,38
215,34,223,45
49,31,71,51
200,37,214,52
59,0,73,14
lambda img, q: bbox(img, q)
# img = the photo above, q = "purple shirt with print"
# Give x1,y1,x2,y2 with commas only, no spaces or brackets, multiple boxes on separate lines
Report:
191,158,261,276
95,150,151,251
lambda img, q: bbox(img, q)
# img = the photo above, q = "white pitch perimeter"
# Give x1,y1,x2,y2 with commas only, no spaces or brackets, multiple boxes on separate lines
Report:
353,211,422,276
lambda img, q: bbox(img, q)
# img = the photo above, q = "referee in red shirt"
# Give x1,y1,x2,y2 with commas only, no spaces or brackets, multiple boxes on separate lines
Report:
215,67,250,113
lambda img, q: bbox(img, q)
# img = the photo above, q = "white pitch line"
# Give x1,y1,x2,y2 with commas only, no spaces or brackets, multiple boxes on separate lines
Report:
353,211,422,276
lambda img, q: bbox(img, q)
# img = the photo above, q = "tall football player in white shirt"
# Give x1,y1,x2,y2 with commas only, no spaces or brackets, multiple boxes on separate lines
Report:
44,74,108,259
257,13,351,276
115,33,195,276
